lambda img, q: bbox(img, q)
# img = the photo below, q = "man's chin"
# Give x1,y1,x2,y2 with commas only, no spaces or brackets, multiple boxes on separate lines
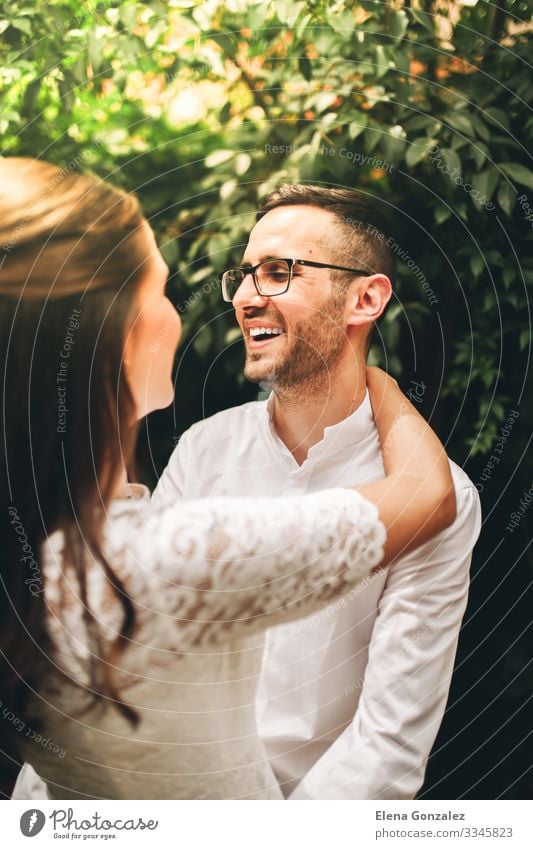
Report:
244,366,275,385
244,353,279,385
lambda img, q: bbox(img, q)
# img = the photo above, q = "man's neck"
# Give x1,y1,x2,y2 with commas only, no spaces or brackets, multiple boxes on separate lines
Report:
272,358,367,465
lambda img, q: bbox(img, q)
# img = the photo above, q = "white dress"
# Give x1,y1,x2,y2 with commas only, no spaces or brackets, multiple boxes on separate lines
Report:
15,484,385,800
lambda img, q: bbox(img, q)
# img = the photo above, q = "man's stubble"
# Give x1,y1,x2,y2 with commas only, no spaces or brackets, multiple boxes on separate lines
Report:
244,288,349,400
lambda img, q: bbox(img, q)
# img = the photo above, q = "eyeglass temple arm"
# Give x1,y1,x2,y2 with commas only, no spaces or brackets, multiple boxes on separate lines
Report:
297,259,371,276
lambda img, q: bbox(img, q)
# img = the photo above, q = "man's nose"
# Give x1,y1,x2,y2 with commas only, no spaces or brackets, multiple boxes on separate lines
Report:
232,271,269,309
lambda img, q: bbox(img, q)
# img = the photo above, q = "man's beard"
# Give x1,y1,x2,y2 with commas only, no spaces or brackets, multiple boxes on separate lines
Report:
244,290,347,396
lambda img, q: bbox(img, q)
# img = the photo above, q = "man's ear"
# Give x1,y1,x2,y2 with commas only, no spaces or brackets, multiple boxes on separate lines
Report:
345,274,392,327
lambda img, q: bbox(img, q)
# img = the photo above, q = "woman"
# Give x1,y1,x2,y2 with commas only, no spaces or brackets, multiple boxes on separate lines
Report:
1,158,455,799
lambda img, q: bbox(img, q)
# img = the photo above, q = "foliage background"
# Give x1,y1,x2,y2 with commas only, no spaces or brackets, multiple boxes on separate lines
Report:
1,0,531,798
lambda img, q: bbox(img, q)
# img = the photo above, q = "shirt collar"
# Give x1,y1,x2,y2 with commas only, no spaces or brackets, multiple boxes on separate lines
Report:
265,389,375,458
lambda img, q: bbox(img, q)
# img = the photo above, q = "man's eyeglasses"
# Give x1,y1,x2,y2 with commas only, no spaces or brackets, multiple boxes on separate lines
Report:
221,257,370,303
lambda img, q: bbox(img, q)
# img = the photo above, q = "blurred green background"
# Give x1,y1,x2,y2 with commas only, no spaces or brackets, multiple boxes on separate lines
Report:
1,0,531,799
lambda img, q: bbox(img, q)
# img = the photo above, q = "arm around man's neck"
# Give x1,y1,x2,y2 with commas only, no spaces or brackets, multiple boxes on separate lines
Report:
356,368,456,567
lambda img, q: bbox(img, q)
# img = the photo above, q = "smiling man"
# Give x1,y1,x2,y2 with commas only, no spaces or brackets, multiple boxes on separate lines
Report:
224,196,392,462
153,184,481,799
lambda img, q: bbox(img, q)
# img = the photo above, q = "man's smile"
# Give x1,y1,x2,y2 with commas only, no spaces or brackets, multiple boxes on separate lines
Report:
244,320,286,349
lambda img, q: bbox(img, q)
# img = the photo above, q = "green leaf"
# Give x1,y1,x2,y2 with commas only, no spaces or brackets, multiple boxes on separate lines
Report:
348,113,368,139
395,49,410,74
295,12,312,38
193,4,216,30
313,30,337,54
470,115,490,142
299,55,312,81
470,167,500,208
225,327,243,345
485,249,503,265
445,113,475,138
502,267,515,289
499,163,533,191
313,91,338,113
192,325,213,357
21,78,41,119
450,135,470,152
247,3,269,29
186,265,215,286
389,9,408,42
299,149,318,180
480,368,495,389
10,18,32,35
483,291,496,310
207,234,230,271
405,137,433,168
470,254,484,278
58,76,75,112
205,150,233,168
145,21,167,49
409,8,435,33
374,45,389,79
434,206,452,225
219,102,232,125
275,0,305,26
442,148,462,179
382,124,406,164
220,178,237,201
520,329,530,351
483,107,511,132
70,58,88,85
405,115,441,135
326,9,354,36
120,3,141,30
364,119,381,153
88,38,105,73
160,239,179,266
234,153,251,176
0,20,10,34
497,180,517,217
471,141,490,171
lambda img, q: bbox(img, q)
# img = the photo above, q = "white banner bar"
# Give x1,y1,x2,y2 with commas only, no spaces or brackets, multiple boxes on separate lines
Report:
2,799,530,848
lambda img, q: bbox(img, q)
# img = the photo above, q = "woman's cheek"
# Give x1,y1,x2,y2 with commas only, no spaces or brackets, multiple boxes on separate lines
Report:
152,303,181,403
149,302,181,357
168,304,182,352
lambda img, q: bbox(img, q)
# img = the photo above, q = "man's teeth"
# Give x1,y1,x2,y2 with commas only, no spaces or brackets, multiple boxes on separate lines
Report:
249,327,284,338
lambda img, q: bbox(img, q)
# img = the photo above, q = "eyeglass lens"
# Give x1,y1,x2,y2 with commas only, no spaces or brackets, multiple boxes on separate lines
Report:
222,259,291,300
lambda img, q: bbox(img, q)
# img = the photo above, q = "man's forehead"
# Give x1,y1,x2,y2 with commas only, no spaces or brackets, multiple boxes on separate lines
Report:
244,205,337,261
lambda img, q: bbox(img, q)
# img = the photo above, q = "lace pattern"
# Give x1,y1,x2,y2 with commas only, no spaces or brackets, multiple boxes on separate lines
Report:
103,489,385,647
23,488,386,799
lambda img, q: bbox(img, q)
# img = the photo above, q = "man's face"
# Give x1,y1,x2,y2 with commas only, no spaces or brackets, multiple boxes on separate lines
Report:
232,205,351,391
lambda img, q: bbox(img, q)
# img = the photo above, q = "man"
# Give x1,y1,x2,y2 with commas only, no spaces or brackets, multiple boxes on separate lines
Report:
152,185,481,799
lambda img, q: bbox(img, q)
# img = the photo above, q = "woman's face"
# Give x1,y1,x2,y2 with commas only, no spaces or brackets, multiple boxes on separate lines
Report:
124,221,182,419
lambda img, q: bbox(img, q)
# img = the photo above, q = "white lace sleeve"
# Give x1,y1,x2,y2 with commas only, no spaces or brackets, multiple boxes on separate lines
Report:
107,488,386,648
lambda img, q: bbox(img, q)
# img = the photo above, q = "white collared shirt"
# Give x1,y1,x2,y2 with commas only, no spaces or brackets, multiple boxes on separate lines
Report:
153,391,481,799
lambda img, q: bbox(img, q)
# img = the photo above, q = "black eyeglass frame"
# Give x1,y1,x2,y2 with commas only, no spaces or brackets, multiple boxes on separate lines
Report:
221,257,370,302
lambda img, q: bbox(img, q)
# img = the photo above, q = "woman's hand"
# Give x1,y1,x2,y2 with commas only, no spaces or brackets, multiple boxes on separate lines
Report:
355,367,456,566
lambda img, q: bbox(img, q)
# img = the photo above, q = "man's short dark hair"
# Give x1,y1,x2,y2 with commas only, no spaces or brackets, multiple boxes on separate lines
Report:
257,184,396,286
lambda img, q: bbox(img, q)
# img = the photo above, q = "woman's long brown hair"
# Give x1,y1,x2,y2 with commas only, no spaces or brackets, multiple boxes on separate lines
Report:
0,158,149,767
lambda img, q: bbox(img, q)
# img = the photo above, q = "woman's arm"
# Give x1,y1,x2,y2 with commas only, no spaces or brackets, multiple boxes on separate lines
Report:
115,369,454,646
356,367,456,566
121,487,386,647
